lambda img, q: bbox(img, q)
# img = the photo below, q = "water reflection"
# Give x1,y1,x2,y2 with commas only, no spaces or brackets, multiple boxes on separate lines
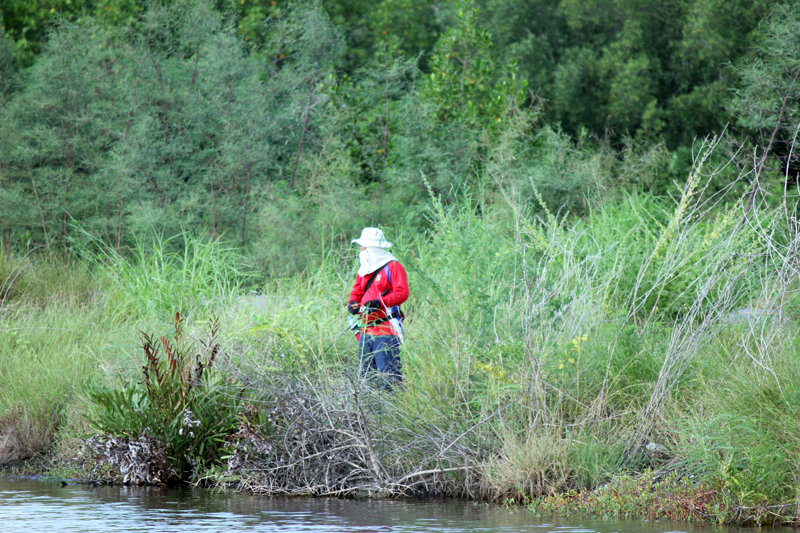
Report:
0,479,786,532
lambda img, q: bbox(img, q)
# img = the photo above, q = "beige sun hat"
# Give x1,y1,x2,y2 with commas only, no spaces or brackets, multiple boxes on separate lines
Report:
351,227,392,248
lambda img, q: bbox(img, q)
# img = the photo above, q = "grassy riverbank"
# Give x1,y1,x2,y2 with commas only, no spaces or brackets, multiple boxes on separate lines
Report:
2,149,800,525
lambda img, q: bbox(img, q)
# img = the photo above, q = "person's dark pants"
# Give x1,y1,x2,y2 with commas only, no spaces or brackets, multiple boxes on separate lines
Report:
358,334,402,390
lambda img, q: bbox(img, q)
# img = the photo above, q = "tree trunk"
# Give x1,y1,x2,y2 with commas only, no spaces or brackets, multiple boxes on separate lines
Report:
241,162,253,247
742,67,800,224
289,80,315,190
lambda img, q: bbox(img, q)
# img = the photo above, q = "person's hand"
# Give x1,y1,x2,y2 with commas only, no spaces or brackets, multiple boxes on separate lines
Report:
347,301,360,315
362,299,381,312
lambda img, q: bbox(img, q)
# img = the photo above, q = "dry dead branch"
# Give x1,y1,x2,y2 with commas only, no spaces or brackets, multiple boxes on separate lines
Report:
221,369,484,498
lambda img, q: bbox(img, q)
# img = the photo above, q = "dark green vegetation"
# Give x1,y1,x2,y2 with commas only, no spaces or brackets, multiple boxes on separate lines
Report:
2,0,799,262
84,313,240,483
2,0,800,527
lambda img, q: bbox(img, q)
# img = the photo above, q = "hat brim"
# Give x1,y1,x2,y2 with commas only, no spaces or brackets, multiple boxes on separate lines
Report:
352,238,392,248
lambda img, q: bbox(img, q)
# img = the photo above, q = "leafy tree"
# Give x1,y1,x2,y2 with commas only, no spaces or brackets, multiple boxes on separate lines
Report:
203,0,343,247
1,0,89,64
728,2,800,198
655,0,772,146
0,0,346,254
334,47,419,209
250,2,375,274
270,1,343,190
478,0,562,96
415,0,527,195
422,0,523,130
0,26,20,249
0,23,16,101
0,20,130,250
477,0,771,150
365,0,441,68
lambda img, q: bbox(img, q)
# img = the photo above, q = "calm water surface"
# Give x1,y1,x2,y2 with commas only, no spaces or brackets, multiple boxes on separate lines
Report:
0,478,787,533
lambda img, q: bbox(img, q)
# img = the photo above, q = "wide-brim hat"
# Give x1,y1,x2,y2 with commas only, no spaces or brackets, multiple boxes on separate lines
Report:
352,227,392,248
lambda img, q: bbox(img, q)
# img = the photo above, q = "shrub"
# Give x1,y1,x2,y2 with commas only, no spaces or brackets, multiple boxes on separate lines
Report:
85,313,243,483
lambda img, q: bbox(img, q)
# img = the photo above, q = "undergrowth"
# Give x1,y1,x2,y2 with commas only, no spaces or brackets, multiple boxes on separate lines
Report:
1,136,800,525
527,472,716,522
84,313,243,484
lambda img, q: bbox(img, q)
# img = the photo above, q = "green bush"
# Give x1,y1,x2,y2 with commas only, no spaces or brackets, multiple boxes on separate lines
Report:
86,314,244,482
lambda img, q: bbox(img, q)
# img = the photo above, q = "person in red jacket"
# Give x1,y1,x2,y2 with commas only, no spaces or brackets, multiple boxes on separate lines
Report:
347,227,409,389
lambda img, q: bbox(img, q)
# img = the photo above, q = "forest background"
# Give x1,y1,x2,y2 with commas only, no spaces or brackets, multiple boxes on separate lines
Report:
0,0,796,263
2,0,800,526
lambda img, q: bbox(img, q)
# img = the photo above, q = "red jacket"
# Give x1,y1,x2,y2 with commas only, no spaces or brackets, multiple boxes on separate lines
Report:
348,260,409,336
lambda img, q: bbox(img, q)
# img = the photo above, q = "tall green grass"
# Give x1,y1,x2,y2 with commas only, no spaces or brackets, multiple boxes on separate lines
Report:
216,143,786,502
0,252,118,462
84,233,251,321
0,233,254,465
3,135,800,524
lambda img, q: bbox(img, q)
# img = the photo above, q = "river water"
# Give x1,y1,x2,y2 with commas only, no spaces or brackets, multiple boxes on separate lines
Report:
0,478,787,532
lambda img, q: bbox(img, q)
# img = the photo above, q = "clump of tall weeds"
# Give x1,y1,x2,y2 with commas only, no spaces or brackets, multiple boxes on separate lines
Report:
83,232,250,321
84,313,243,484
377,133,791,507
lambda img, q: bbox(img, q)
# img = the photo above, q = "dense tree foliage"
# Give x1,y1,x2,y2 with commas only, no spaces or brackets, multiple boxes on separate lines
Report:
728,3,800,185
0,0,797,273
473,0,775,149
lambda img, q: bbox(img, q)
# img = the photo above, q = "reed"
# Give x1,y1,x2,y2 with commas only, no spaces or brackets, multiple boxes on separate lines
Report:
82,232,251,321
